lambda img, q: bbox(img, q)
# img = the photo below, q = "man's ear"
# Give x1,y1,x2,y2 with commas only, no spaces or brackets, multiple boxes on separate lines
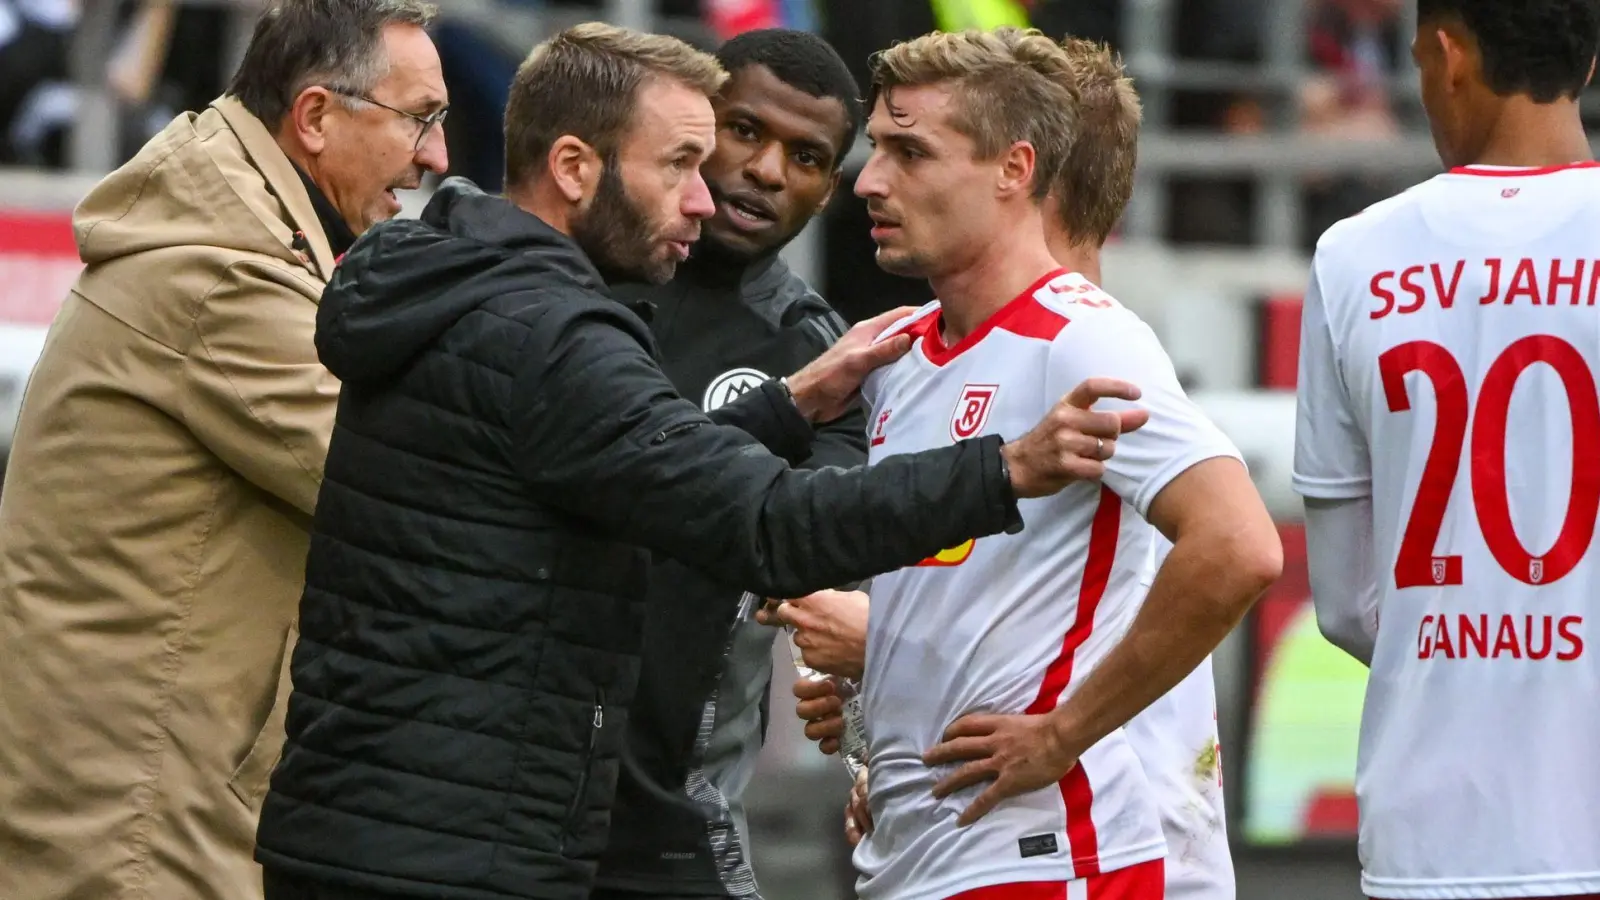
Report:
1437,24,1477,93
286,86,338,155
548,136,602,205
996,140,1037,200
817,166,843,210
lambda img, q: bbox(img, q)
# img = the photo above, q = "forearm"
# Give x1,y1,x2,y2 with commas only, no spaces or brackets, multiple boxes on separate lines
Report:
516,311,1023,600
726,435,1017,597
1047,533,1272,758
1305,496,1378,666
707,380,815,466
802,405,869,471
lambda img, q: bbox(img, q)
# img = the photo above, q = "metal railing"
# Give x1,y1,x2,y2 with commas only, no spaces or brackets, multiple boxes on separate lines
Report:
56,0,1600,246
64,0,659,173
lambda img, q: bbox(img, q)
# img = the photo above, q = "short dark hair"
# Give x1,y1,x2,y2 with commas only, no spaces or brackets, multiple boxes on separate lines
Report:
1417,0,1600,101
228,0,438,126
716,28,864,165
503,23,727,188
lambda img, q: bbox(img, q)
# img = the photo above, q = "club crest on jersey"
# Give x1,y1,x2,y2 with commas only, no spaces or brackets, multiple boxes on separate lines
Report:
702,367,769,411
1432,558,1449,585
950,384,999,442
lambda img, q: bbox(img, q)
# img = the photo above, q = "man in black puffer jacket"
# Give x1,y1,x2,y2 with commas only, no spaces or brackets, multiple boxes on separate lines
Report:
255,23,1140,900
596,31,872,900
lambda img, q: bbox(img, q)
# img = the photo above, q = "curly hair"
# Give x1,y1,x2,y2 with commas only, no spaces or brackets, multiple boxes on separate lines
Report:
716,28,864,165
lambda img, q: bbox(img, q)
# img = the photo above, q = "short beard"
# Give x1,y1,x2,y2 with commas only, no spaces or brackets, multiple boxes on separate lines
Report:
875,247,932,279
572,156,668,284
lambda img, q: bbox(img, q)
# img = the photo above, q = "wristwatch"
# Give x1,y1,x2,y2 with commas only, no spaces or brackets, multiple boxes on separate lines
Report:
777,376,809,421
995,440,1025,535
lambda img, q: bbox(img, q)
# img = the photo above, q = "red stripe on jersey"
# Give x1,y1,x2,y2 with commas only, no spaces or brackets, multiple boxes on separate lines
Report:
917,268,1071,366
945,882,1067,900
939,860,1164,900
1449,161,1600,177
997,301,1070,343
1086,859,1164,900
1024,486,1123,877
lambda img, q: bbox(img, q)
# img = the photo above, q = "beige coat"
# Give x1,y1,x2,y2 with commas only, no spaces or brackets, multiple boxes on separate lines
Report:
0,97,339,899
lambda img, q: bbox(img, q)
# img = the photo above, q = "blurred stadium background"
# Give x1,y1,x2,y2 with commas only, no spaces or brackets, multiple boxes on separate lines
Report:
9,0,1580,896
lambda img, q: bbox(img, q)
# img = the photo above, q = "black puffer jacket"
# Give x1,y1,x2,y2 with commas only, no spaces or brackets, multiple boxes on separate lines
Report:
253,179,1021,900
598,255,868,896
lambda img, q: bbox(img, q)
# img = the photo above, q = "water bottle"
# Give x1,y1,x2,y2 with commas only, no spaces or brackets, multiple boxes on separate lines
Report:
785,618,868,779
746,589,870,777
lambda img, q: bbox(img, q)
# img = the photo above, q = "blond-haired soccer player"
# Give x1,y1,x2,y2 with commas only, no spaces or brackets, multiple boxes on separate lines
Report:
1044,37,1237,900
780,34,1241,900
832,27,1277,900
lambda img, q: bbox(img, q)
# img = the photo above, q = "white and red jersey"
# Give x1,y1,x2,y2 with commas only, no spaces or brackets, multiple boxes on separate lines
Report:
1125,537,1235,900
1294,162,1600,899
1123,662,1232,900
854,269,1242,900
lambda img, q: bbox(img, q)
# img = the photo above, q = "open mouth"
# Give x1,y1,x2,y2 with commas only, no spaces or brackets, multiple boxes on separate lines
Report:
384,182,419,207
665,230,699,259
721,195,776,229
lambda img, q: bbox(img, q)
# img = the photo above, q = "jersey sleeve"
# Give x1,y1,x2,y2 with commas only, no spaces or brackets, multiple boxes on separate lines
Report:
1046,308,1242,518
1292,261,1372,500
864,302,939,413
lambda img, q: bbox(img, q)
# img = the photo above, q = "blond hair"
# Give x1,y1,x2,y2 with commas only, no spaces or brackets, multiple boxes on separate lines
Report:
504,22,728,186
868,27,1080,199
1054,37,1141,246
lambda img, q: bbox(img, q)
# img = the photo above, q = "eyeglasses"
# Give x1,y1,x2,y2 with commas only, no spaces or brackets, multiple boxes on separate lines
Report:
328,87,449,152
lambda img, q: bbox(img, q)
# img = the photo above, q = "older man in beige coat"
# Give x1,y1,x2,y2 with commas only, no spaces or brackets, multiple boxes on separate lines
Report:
0,2,448,897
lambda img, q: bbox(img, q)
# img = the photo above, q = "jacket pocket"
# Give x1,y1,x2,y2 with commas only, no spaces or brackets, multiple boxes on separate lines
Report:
559,689,605,853
649,420,703,445
228,620,299,812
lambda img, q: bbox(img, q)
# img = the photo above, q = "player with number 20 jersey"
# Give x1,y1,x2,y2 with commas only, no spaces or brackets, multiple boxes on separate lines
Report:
1295,161,1600,898
855,269,1243,900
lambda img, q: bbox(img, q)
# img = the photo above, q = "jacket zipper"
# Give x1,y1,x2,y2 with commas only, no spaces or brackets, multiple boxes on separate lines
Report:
559,689,604,853
650,421,701,445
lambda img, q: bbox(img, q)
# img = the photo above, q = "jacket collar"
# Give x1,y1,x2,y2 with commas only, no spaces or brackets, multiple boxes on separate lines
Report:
212,95,338,281
423,177,610,293
678,246,790,299
290,162,358,260
740,251,791,300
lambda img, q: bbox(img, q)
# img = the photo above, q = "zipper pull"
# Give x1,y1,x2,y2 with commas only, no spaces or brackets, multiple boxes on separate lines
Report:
650,421,701,445
593,705,604,728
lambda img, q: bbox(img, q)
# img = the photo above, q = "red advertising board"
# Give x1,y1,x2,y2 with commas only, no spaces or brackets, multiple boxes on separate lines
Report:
0,210,80,326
